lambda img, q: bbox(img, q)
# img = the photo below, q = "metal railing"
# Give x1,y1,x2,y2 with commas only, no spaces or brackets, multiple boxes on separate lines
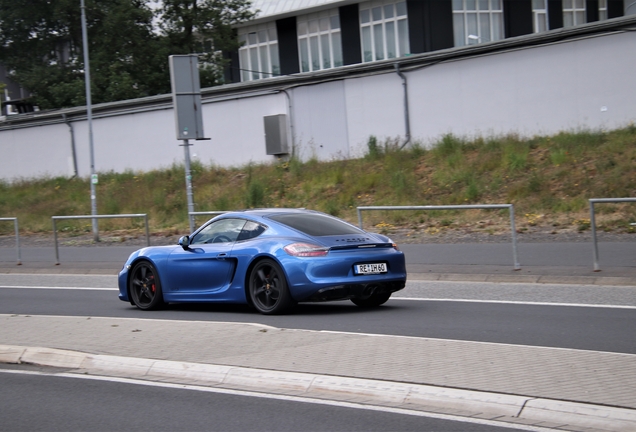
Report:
357,204,520,270
53,214,149,265
0,217,21,265
589,197,636,271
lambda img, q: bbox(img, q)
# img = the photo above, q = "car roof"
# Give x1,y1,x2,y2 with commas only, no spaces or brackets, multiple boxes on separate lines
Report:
227,208,317,217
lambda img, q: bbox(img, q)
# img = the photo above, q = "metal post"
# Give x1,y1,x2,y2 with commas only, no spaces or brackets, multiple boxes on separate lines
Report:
53,218,60,265
144,214,150,246
182,139,195,233
509,205,520,270
14,218,21,265
80,0,98,242
357,207,364,229
590,201,600,271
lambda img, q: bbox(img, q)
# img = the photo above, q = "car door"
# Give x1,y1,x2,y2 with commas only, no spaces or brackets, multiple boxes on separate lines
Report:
165,218,247,296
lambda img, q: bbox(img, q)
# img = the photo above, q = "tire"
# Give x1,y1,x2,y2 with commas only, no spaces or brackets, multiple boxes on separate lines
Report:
129,261,164,310
248,259,295,315
351,291,391,308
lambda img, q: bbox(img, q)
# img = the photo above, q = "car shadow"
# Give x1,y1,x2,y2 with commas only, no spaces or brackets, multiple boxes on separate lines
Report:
158,301,403,316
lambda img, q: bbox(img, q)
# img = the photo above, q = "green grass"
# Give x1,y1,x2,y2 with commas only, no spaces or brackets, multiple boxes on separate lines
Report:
0,127,635,236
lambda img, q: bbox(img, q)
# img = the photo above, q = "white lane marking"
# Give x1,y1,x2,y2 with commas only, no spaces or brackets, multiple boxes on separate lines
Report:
0,368,553,432
0,286,117,291
406,279,636,289
391,297,636,310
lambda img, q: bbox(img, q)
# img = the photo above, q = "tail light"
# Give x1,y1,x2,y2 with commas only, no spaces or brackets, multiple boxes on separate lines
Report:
284,243,329,257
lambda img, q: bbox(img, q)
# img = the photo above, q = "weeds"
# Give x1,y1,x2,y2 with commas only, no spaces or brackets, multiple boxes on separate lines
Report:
0,127,635,236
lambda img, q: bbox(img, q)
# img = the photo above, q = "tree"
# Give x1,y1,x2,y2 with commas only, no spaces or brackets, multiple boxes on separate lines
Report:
157,0,255,87
0,0,255,110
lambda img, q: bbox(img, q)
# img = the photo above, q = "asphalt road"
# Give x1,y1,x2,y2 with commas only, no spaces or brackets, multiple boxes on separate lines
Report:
2,274,635,432
1,275,635,354
0,365,524,432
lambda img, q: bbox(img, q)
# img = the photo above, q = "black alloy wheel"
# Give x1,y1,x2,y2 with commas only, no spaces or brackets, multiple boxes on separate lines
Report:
248,259,295,314
351,291,391,307
129,261,164,310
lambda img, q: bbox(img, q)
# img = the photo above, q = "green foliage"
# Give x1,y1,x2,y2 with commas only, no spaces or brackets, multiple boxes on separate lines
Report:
365,136,382,160
245,180,265,208
550,148,568,166
465,178,480,201
0,127,635,236
0,0,255,109
505,149,528,172
434,134,464,157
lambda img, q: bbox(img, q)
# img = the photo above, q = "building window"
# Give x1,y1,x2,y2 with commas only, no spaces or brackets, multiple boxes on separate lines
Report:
532,0,549,32
598,0,608,20
238,23,280,82
563,0,586,27
453,0,504,47
297,10,343,73
359,1,410,63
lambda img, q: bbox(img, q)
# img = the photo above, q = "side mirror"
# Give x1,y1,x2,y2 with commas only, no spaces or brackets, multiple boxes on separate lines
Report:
178,235,191,250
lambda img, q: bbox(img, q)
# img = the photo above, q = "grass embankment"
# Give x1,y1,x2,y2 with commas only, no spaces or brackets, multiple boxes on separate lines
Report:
1,127,635,238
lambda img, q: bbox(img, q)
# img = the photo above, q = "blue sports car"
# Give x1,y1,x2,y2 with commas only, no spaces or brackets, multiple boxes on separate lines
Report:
118,209,407,314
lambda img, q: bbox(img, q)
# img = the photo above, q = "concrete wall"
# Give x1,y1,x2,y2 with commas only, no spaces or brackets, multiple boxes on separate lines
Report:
408,31,636,141
1,28,634,182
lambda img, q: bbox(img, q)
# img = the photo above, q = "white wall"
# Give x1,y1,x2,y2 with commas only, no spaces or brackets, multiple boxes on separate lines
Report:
291,81,350,160
0,124,71,180
344,73,405,156
408,31,636,142
1,29,635,182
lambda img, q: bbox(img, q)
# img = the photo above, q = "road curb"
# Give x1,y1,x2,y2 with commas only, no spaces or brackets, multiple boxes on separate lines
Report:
2,345,635,431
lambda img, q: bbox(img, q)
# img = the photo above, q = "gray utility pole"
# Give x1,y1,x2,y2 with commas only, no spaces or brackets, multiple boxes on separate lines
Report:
80,0,98,241
181,139,195,233
169,55,209,234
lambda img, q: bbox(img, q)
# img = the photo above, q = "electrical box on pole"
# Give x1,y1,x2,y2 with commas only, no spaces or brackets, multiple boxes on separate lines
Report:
169,55,209,233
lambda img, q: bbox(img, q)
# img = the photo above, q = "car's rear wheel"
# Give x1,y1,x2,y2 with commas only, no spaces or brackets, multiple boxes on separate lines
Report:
351,291,391,308
129,261,164,310
248,259,295,315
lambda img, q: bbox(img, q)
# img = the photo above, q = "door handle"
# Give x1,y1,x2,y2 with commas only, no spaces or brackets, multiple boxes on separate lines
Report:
217,253,227,259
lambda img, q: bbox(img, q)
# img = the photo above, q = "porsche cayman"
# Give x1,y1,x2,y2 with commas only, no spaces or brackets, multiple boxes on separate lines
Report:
118,209,407,314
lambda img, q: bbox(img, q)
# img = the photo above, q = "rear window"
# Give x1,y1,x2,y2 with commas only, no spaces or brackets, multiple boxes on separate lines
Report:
268,213,363,236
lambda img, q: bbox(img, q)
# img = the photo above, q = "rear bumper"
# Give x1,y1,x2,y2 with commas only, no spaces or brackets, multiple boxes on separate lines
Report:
302,280,406,302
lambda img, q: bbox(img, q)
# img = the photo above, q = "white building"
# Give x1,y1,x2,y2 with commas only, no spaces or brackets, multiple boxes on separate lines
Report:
0,1,635,181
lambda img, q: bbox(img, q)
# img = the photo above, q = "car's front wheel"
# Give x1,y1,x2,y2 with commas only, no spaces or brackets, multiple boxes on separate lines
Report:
351,291,391,308
129,261,164,310
248,259,295,315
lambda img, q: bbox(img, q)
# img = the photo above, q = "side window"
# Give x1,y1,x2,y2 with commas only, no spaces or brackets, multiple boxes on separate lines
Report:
238,23,280,82
297,9,343,73
359,1,409,62
452,0,504,47
191,219,246,245
237,221,267,241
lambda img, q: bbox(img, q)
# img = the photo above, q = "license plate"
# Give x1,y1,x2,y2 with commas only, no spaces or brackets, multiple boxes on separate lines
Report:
355,263,387,275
